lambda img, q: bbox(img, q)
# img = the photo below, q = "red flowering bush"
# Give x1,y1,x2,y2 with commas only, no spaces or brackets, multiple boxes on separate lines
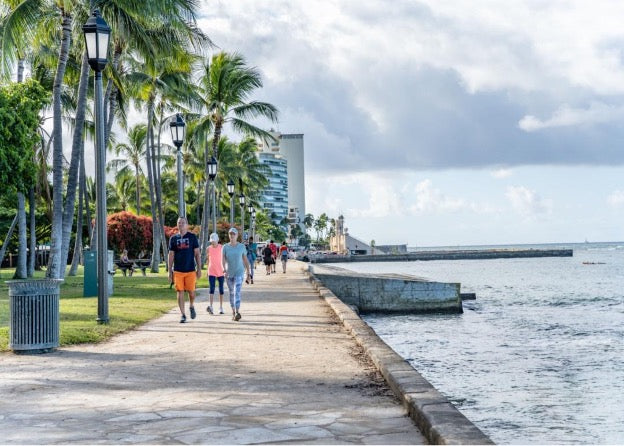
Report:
107,211,153,257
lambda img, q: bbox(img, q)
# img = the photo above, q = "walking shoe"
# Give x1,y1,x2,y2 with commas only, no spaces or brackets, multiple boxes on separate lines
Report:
232,314,236,321
180,314,187,323
219,308,224,314
235,312,242,321
207,305,213,314
190,306,196,319
250,278,254,284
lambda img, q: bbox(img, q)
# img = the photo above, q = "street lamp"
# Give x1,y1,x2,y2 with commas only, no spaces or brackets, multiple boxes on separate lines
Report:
169,113,186,218
251,208,257,241
239,193,246,238
247,204,254,240
207,156,218,232
227,179,235,228
83,9,111,324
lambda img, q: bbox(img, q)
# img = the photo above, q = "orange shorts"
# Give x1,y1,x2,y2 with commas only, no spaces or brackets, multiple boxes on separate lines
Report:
173,271,197,292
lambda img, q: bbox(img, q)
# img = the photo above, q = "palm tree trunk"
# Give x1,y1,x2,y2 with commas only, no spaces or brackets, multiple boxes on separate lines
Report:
14,192,27,279
145,104,160,272
155,110,168,262
47,11,72,279
60,52,90,279
69,150,85,276
135,165,141,213
200,179,210,266
28,188,36,276
104,50,121,148
17,58,24,83
80,149,93,245
0,215,17,269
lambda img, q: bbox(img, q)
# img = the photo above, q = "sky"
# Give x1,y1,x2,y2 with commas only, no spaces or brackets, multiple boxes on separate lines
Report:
195,0,624,247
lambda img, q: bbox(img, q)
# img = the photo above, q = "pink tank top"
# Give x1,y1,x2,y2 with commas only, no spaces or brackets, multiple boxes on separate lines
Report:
208,244,224,276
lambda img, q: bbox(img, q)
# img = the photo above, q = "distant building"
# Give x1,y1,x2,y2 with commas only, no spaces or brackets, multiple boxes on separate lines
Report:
257,151,288,224
257,131,306,233
328,215,386,255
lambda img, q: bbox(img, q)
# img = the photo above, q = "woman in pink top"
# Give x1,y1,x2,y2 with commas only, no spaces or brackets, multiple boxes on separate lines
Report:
205,232,225,314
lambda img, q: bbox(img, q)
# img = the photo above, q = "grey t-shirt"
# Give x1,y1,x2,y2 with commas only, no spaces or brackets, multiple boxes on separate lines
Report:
222,242,247,277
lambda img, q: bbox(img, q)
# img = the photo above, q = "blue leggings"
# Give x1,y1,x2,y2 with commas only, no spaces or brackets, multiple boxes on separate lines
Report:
226,274,244,311
209,275,224,295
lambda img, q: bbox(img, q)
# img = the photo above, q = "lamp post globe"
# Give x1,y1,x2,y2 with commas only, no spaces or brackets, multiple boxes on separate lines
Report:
83,9,111,324
169,113,185,148
83,9,111,72
227,179,235,197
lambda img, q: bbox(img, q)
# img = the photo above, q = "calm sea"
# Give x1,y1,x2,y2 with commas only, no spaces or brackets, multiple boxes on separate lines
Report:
339,242,624,445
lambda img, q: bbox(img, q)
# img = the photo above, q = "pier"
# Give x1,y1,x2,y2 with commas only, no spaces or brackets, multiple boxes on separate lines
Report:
311,248,573,263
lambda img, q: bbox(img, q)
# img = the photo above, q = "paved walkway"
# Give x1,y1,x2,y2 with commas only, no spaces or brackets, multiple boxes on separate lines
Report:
0,261,426,444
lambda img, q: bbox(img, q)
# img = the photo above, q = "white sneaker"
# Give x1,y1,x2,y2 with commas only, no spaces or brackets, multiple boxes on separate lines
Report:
207,306,214,314
219,308,224,314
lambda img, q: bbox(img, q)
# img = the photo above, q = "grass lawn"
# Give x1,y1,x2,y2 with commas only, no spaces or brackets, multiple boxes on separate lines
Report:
0,266,176,352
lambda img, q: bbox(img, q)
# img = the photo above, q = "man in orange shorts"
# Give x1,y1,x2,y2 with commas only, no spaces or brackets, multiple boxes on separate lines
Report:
168,217,201,323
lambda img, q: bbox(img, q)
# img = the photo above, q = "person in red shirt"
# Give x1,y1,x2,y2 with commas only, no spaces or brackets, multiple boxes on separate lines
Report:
279,241,289,273
269,240,278,273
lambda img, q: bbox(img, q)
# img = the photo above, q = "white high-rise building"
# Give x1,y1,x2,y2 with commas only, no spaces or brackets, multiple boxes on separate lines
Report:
258,131,306,231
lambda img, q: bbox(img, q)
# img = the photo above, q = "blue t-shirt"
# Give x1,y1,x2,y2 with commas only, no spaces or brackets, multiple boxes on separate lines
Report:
223,242,247,277
168,232,199,272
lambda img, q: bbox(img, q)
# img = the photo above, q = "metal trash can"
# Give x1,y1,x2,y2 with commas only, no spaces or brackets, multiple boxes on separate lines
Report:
6,278,63,353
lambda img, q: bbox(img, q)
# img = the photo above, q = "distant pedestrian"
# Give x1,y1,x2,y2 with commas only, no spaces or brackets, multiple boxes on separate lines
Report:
245,235,257,284
222,227,251,321
168,217,201,323
269,240,278,273
206,232,225,315
279,241,289,273
262,243,273,275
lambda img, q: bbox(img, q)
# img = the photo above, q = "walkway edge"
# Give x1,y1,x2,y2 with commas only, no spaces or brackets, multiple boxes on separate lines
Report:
305,266,495,445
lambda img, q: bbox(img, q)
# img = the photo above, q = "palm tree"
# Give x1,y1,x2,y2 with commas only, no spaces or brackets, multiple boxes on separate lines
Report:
125,51,196,271
108,123,147,213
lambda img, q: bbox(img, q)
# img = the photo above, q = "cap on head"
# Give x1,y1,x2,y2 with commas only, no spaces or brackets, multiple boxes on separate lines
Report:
228,227,238,235
209,232,219,242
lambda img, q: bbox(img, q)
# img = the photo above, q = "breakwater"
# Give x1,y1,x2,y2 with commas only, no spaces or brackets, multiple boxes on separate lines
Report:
311,248,573,263
309,264,463,313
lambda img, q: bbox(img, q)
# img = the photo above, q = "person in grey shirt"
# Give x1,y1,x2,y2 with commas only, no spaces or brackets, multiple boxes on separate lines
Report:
222,227,251,321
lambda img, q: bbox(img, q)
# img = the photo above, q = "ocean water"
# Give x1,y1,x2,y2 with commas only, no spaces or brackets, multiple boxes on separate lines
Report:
339,242,624,444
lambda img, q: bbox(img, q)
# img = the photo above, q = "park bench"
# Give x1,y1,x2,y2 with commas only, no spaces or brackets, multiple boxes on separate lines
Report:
114,259,150,276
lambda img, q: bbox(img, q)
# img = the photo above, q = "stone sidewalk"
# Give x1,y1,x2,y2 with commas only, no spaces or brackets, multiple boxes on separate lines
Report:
0,261,427,444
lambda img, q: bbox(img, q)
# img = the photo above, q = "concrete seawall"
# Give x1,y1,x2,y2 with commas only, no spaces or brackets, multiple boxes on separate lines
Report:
311,248,573,263
305,267,494,444
309,264,463,313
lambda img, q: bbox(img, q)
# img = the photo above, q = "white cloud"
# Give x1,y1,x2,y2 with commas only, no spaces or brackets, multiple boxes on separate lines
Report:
506,186,552,218
518,102,624,132
410,179,465,213
491,168,513,179
607,190,624,207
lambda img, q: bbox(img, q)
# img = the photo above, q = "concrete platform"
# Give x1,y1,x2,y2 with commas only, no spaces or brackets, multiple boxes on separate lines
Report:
0,262,427,444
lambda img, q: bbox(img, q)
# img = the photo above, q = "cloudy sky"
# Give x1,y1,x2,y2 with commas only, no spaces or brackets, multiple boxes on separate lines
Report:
197,0,624,246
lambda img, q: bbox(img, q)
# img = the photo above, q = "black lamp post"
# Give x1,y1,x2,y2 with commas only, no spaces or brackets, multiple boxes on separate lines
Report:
227,179,235,228
247,204,254,240
239,193,246,237
83,9,111,324
207,156,218,232
251,208,256,241
169,113,186,218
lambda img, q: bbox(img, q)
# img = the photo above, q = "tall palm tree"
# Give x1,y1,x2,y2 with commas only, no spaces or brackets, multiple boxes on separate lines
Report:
125,51,195,271
191,52,278,256
108,123,147,213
